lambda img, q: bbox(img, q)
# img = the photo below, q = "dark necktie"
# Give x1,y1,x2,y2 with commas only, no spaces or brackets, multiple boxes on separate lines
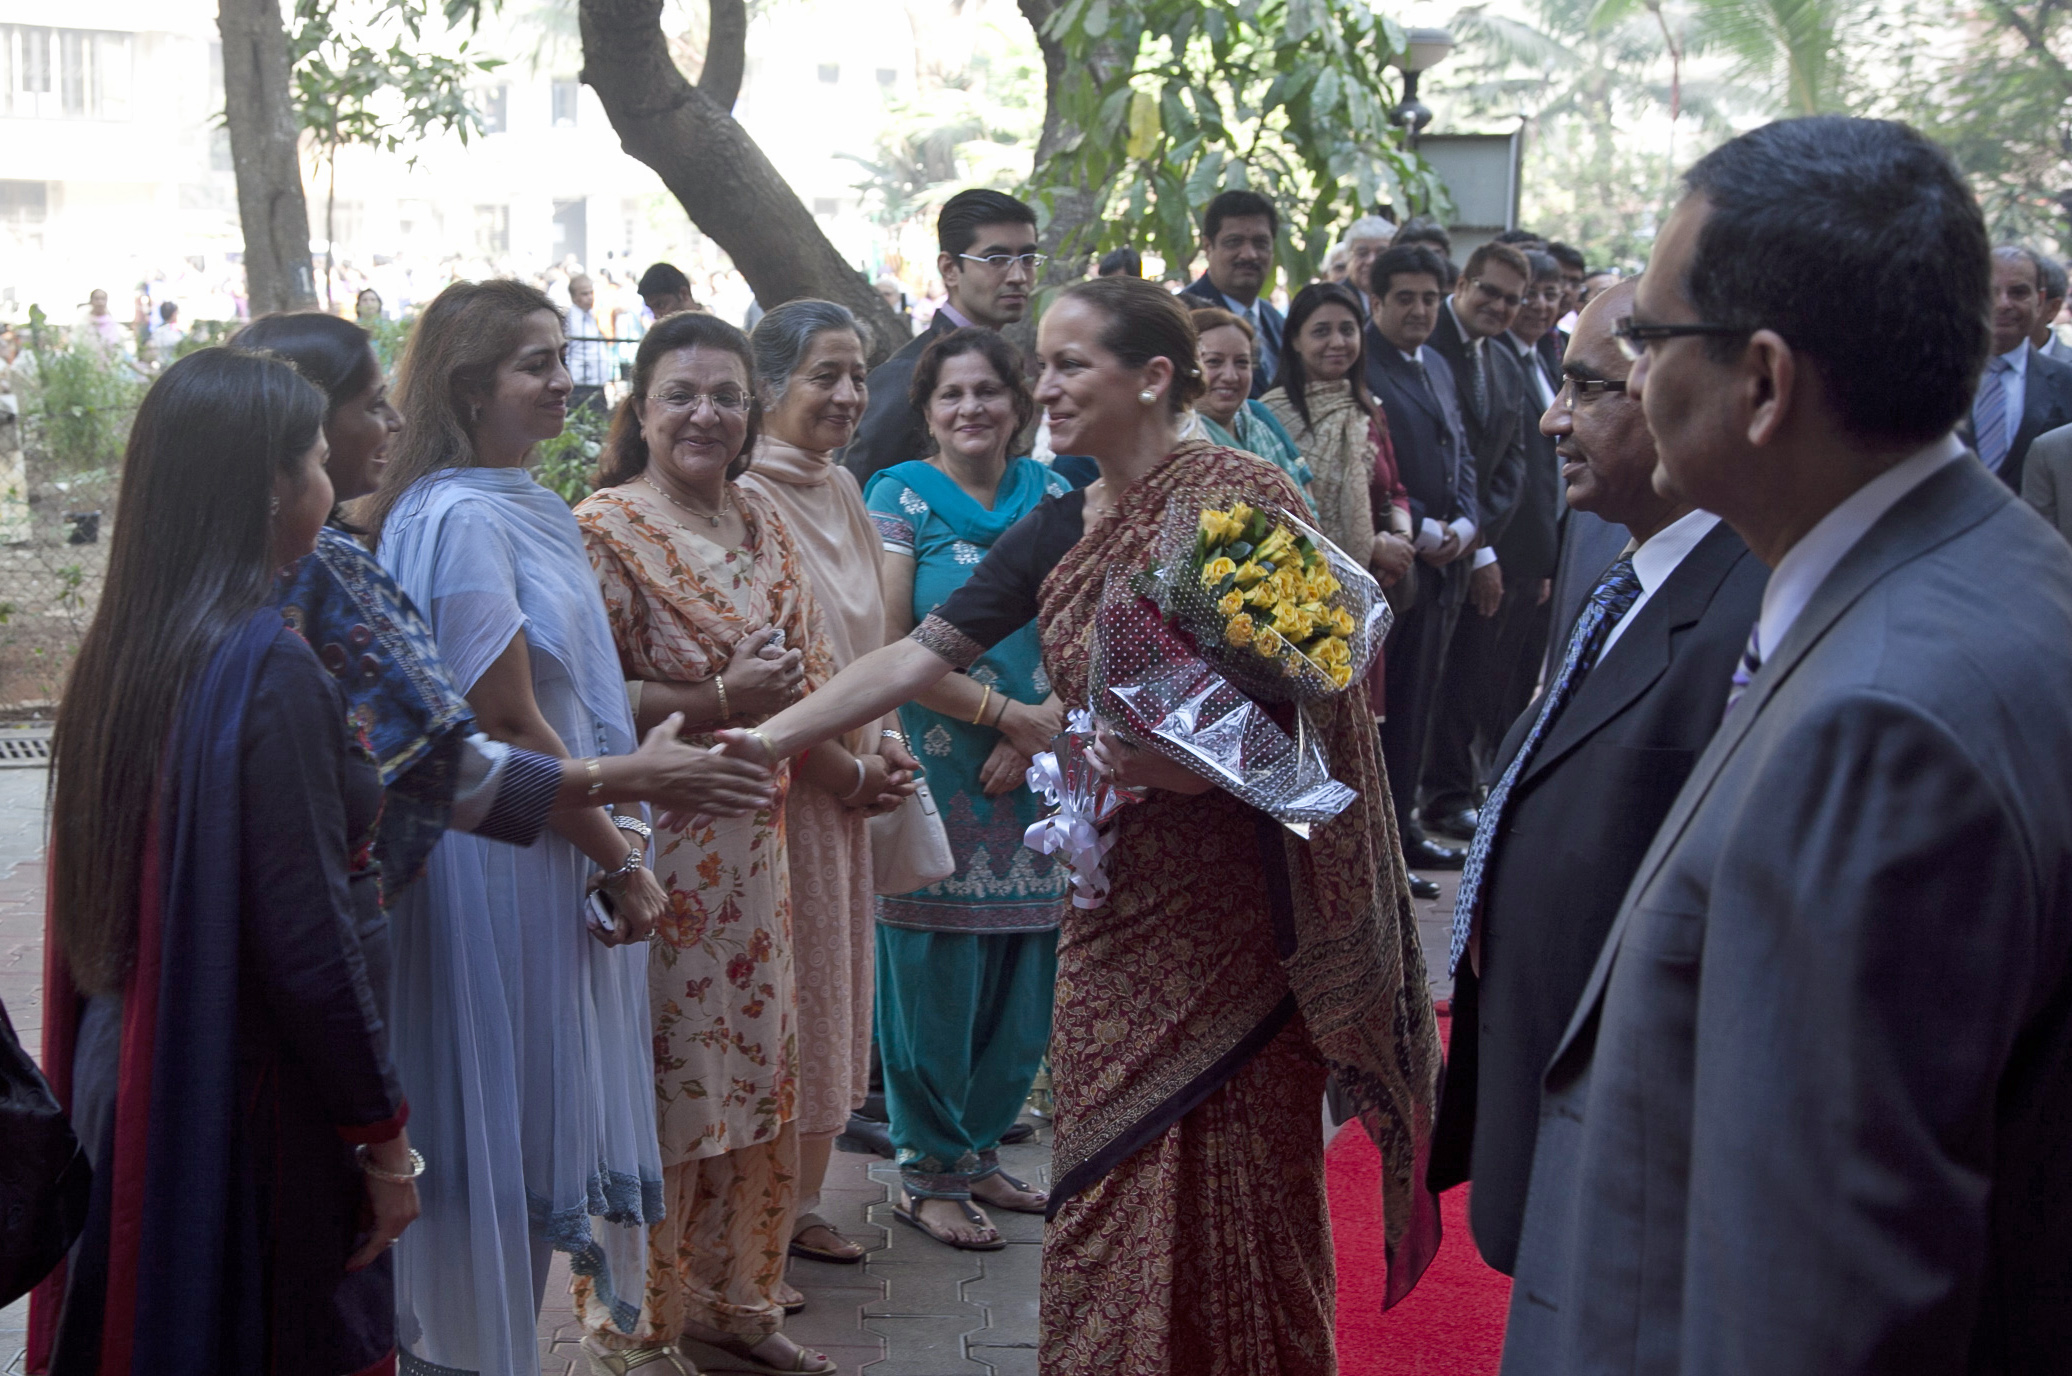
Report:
1463,339,1489,424
1449,556,1645,973
1723,624,1763,721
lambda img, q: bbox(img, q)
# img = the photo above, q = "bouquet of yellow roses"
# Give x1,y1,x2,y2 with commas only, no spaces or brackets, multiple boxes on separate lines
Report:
1181,502,1384,697
1080,503,1390,836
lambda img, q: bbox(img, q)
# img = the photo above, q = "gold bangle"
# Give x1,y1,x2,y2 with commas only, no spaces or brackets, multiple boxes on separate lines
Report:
748,727,776,763
584,757,604,800
972,684,993,726
714,671,731,722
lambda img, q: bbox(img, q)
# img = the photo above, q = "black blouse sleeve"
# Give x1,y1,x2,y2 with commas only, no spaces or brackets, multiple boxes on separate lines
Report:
241,630,408,1142
913,488,1087,669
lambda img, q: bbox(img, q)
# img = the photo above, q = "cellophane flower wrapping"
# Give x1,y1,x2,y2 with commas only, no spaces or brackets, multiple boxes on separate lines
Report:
1023,709,1145,909
1086,503,1393,837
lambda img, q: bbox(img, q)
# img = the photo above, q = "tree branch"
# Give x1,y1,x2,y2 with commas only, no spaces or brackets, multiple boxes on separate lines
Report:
699,0,745,110
578,0,906,359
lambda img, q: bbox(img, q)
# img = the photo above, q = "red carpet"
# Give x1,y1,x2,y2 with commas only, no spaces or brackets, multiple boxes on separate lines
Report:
1329,1010,1511,1374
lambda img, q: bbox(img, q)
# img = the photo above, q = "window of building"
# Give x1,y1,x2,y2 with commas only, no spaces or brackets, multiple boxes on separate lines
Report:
812,197,839,217
1,26,131,120
552,199,587,268
816,63,839,84
478,83,509,134
475,204,511,256
209,124,232,173
0,180,48,252
551,77,579,128
876,67,896,87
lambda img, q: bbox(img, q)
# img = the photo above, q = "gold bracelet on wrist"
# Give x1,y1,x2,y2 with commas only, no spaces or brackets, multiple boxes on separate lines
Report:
584,757,604,800
748,728,776,763
714,671,731,722
972,684,993,725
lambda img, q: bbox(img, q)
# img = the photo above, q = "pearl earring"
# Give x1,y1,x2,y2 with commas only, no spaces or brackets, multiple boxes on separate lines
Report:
1139,388,1157,404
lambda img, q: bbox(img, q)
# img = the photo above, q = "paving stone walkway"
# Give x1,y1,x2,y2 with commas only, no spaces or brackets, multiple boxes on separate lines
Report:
0,747,1463,1376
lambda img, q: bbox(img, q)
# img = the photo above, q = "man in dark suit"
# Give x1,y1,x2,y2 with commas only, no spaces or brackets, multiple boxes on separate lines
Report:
1429,277,1768,1275
1957,244,2072,494
842,189,1039,484
1421,241,1532,836
1176,188,1286,396
1362,244,1480,873
1504,117,2072,1375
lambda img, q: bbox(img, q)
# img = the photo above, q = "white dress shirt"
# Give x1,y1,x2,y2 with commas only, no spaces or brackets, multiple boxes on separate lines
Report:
1599,509,1723,657
1755,432,1966,659
565,306,611,386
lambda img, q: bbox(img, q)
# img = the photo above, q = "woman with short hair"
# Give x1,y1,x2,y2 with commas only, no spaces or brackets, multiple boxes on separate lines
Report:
740,300,920,1269
1186,304,1318,516
863,328,1068,1250
720,276,1442,1372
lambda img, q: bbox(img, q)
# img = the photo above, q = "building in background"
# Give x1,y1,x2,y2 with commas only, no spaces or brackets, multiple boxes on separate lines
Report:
0,0,1030,329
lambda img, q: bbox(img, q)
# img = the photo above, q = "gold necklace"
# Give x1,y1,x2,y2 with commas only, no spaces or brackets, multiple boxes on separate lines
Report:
644,473,732,527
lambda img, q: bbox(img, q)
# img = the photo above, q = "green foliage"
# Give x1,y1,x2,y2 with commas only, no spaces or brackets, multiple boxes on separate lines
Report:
1027,0,1442,285
531,399,611,506
292,0,503,162
1864,0,2071,247
365,314,416,373
22,310,147,475
843,17,1046,227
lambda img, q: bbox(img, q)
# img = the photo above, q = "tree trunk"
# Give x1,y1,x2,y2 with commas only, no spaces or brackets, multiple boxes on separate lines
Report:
217,0,318,314
1017,0,1118,286
577,0,908,362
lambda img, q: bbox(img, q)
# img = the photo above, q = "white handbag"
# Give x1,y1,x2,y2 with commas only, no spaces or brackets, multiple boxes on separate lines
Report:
869,774,956,895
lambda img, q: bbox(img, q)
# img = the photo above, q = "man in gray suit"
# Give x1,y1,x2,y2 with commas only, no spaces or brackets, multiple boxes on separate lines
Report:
2036,253,2069,364
1504,116,2072,1376
2020,420,2072,539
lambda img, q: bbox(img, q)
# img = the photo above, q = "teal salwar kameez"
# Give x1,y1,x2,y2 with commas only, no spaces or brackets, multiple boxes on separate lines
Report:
864,457,1070,1199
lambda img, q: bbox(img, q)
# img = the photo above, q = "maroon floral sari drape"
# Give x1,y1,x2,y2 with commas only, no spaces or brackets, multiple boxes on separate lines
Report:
1032,440,1442,1372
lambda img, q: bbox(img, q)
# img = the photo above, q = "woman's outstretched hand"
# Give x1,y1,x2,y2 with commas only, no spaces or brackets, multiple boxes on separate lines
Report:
1087,722,1216,795
627,712,776,817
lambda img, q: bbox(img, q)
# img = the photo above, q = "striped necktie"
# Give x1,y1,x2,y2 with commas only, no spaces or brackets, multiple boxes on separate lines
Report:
1449,556,1645,974
1723,624,1763,721
1974,355,2014,473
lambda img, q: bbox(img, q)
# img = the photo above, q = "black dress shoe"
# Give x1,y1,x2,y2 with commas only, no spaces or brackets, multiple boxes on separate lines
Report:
1403,833,1468,870
1408,874,1442,900
1426,806,1481,841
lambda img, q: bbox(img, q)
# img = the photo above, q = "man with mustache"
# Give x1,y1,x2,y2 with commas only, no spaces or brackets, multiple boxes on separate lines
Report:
1178,188,1286,396
1427,275,1768,1275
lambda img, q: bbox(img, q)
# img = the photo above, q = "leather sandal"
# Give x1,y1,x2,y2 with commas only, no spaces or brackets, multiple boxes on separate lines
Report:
892,1191,1006,1251
786,1212,864,1264
971,1168,1049,1214
677,1331,834,1375
580,1337,700,1375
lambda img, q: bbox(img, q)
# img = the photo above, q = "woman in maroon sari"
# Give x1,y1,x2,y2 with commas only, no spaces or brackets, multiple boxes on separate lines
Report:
719,277,1442,1373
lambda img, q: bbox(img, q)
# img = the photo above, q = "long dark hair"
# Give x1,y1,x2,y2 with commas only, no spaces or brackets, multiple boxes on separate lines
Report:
50,349,326,992
599,310,762,486
359,279,559,544
232,312,378,412
907,328,1036,449
1276,280,1375,436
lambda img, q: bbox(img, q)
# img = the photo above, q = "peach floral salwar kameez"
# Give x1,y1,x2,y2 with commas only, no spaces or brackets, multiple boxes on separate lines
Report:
571,480,834,1348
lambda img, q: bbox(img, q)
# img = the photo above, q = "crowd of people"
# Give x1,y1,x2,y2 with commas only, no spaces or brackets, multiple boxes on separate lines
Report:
11,111,2072,1376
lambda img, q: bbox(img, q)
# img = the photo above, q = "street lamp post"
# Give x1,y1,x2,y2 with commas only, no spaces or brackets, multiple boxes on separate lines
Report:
1391,27,1456,152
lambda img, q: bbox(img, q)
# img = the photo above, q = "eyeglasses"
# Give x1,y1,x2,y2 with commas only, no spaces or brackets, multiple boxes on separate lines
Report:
1559,377,1628,399
1612,317,1751,362
1470,279,1523,309
957,252,1047,271
646,388,751,415
1523,285,1565,307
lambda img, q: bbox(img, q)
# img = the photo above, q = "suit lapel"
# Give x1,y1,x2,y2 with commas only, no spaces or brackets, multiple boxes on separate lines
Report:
1516,523,1745,790
1374,343,1445,428
1544,457,2015,1077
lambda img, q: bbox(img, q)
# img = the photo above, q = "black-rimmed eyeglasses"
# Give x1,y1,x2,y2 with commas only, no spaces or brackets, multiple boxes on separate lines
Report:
1559,377,1627,399
1612,317,1750,361
957,252,1048,271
